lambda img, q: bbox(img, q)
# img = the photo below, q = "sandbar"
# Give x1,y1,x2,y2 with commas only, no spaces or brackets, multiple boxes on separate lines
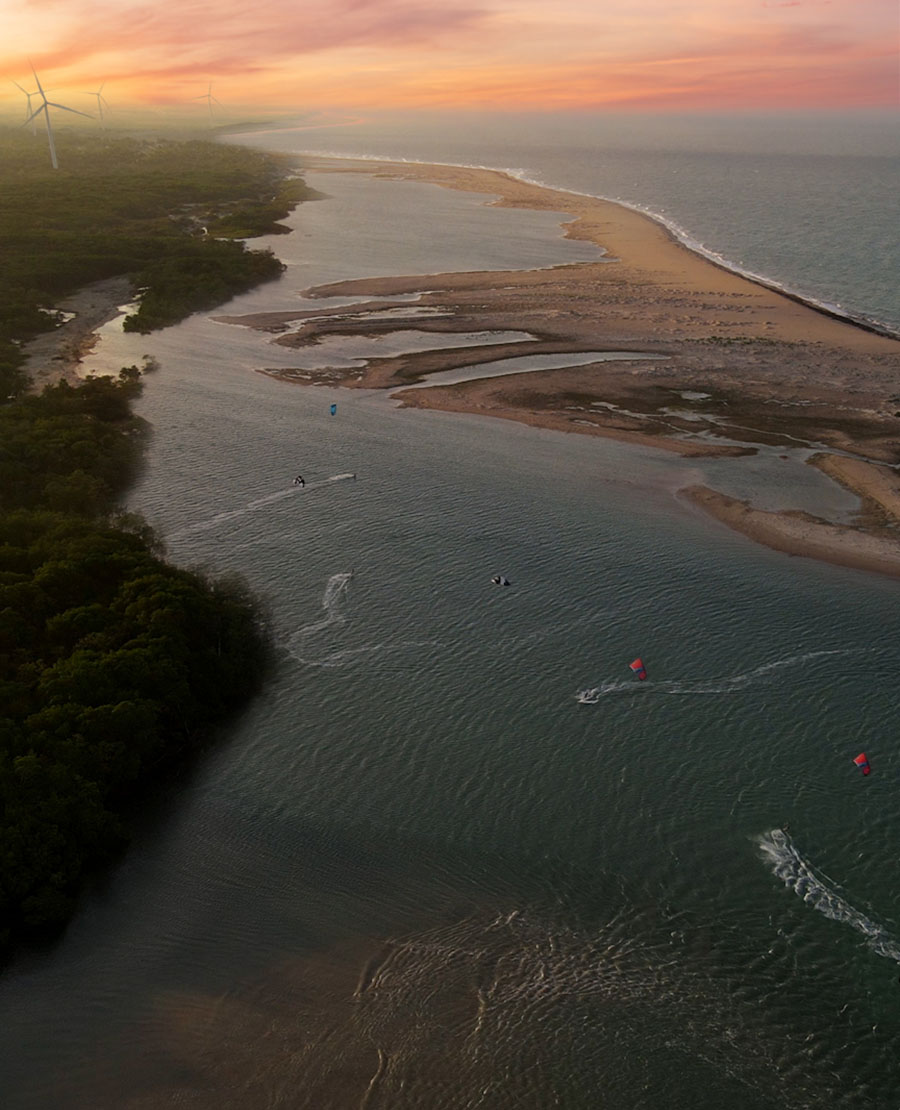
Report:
25,156,900,580
219,156,900,579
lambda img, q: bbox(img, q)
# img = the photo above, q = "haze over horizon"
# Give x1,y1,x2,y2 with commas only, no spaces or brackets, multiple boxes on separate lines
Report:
2,0,897,116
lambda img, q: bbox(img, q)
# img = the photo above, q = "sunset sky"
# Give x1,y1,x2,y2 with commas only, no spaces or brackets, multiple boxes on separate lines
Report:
2,0,897,114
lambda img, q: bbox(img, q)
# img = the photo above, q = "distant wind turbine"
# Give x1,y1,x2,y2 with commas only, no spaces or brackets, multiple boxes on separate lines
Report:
12,80,37,133
82,83,109,127
24,66,94,169
193,82,222,124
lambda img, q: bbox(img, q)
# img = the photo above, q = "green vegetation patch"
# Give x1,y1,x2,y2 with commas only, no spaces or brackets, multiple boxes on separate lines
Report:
0,373,270,953
0,129,320,394
0,131,299,958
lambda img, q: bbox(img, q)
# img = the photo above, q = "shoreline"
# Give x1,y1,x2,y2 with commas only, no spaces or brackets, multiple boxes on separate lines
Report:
510,170,900,344
217,155,900,579
27,155,900,581
22,276,134,392
320,154,900,343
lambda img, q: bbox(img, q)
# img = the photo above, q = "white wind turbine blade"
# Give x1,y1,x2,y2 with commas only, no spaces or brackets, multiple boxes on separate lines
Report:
47,101,95,120
23,103,46,128
192,84,220,124
28,65,93,168
29,64,47,97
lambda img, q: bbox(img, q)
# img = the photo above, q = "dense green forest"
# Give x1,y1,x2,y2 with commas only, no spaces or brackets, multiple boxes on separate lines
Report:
0,373,270,950
0,130,307,955
0,128,320,397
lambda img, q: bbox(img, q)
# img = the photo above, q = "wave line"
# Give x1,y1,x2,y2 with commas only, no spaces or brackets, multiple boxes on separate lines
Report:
758,828,900,963
576,649,850,703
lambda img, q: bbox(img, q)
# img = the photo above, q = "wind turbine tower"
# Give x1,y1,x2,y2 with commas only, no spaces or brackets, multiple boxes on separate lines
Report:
24,66,94,169
12,80,37,133
82,83,109,127
194,83,222,125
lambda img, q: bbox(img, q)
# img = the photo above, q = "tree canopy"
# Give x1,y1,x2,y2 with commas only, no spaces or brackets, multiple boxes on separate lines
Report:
0,373,270,953
0,129,303,956
0,129,320,397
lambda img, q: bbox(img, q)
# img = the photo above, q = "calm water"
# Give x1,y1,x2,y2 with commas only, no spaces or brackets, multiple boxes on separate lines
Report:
2,124,900,1108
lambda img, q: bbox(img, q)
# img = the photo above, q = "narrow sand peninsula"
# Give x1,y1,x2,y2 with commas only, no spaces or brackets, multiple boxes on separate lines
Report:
217,156,900,579
682,485,900,579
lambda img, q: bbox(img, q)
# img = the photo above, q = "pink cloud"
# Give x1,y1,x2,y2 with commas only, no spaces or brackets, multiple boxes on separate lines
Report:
2,0,895,111
33,0,491,66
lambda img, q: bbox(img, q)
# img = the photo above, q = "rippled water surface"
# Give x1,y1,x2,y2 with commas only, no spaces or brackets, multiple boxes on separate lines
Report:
1,150,899,1109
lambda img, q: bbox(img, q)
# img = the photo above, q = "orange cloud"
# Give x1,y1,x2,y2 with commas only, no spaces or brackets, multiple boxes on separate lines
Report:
1,0,896,111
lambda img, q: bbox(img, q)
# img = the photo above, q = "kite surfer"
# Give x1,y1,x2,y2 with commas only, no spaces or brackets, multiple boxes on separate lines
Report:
293,475,305,488
853,752,871,776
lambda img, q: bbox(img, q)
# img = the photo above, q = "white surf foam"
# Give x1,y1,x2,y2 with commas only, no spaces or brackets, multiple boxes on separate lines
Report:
576,650,849,703
758,828,900,963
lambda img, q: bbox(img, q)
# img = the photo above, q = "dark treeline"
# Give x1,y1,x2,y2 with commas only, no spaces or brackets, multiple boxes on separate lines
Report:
0,129,321,397
0,372,270,953
0,130,306,957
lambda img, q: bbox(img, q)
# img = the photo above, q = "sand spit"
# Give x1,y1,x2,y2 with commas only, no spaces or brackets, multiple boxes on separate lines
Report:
24,156,900,579
219,156,900,578
682,483,900,579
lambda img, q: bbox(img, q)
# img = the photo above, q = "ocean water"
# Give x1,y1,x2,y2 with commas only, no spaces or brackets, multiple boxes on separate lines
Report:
1,119,900,1108
230,109,900,334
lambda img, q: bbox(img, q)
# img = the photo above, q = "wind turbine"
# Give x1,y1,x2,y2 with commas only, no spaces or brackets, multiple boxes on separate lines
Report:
193,82,221,125
12,80,37,132
24,66,94,169
82,83,109,127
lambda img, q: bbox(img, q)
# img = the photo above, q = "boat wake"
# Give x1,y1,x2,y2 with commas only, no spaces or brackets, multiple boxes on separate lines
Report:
575,649,849,703
287,572,354,650
286,575,437,667
758,828,900,963
172,476,356,539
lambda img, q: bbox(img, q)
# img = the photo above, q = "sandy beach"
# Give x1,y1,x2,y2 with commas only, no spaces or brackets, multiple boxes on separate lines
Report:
211,157,900,580
25,157,900,579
